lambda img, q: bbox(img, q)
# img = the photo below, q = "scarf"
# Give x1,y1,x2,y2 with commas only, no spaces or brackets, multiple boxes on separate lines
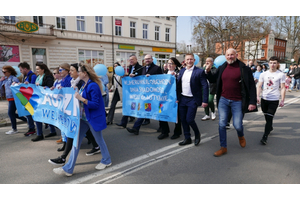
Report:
35,74,45,86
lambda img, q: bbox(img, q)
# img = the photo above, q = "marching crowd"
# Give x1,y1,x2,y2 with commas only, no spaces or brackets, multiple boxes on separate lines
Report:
0,47,288,176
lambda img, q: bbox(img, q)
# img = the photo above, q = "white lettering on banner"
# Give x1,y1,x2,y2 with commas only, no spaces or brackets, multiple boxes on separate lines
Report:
41,93,77,116
124,79,171,86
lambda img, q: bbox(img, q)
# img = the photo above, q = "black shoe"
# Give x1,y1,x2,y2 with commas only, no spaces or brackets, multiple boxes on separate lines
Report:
142,119,150,126
116,123,126,128
24,129,36,136
170,134,180,139
129,117,135,122
157,133,169,140
31,135,44,142
260,137,267,145
48,156,66,166
126,127,139,135
157,127,162,132
107,121,113,125
194,136,201,146
226,123,231,129
45,132,57,138
179,138,192,146
86,147,101,156
57,142,66,152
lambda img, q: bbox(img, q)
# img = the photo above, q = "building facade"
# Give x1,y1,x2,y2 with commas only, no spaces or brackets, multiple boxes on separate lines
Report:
0,16,177,76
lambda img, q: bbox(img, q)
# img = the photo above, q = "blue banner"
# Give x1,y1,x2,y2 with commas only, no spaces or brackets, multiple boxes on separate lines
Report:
11,84,80,142
122,74,177,123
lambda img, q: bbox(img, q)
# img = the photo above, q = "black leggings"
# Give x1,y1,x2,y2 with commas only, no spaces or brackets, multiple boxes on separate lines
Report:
261,98,279,137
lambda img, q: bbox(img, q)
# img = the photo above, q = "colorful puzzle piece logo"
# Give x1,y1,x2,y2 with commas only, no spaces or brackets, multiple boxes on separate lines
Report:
158,103,163,113
15,87,38,115
145,103,151,111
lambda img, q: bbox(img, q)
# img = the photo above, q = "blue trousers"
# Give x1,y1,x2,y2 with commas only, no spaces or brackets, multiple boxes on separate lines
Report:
178,96,200,139
218,96,244,148
8,100,27,130
35,121,56,136
63,119,111,174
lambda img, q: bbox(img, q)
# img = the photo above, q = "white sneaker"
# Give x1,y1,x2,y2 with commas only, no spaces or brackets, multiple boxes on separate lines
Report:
211,112,216,120
201,115,210,121
5,129,18,135
53,167,72,177
95,162,112,170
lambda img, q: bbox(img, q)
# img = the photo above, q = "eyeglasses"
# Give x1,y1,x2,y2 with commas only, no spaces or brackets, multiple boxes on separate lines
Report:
167,63,174,65
53,73,56,75
2,71,7,74
59,68,65,73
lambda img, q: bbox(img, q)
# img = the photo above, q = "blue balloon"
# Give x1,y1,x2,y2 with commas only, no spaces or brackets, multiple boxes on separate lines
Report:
214,55,226,68
152,57,157,65
115,66,125,76
194,54,199,65
284,68,289,73
12,66,22,77
94,64,107,76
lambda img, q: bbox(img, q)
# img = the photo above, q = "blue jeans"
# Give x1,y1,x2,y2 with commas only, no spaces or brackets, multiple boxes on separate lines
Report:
26,115,35,130
295,78,300,90
218,96,244,148
63,119,111,174
35,121,56,136
8,100,27,130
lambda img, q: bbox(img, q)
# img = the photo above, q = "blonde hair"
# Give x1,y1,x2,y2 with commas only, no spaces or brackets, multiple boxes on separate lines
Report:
59,63,70,71
79,63,104,94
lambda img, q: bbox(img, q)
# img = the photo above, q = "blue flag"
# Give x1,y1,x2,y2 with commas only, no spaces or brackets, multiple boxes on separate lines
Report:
11,84,80,146
122,74,177,123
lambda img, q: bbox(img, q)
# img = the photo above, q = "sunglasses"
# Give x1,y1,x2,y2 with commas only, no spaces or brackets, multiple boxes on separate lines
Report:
2,71,8,74
53,73,57,75
59,68,66,72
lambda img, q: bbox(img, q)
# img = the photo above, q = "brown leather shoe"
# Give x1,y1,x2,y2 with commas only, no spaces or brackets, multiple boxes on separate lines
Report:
214,147,227,157
56,137,63,144
238,136,246,148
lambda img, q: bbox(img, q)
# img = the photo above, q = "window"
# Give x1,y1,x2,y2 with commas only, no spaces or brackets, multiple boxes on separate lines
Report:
116,52,136,74
166,17,170,20
155,26,160,41
130,21,136,38
56,16,66,29
33,16,43,27
261,38,266,44
165,28,170,42
76,16,85,31
95,16,103,33
143,24,148,39
155,16,160,18
4,16,16,24
78,49,104,67
115,19,122,36
261,49,265,57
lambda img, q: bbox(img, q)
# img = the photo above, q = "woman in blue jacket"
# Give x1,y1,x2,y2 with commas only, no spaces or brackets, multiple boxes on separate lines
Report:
53,63,111,176
0,65,27,134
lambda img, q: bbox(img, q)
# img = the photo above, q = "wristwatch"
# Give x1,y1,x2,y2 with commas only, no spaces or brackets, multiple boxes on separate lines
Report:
83,98,87,104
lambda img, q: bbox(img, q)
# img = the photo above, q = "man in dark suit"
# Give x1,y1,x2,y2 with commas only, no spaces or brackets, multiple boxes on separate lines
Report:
126,54,169,136
206,48,257,157
176,53,209,146
116,55,143,128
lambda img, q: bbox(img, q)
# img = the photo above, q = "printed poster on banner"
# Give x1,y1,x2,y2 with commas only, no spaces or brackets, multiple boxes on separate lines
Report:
122,74,177,123
11,84,80,146
0,45,20,76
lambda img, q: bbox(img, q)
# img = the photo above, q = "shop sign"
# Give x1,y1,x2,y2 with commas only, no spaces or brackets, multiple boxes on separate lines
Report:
115,19,122,26
118,45,135,50
152,47,173,53
15,21,39,33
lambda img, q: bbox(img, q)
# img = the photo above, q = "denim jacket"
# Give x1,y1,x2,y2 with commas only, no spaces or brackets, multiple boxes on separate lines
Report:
0,75,20,99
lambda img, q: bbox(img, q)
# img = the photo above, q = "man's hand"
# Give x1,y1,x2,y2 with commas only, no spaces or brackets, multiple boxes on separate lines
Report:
129,74,136,77
205,65,212,73
279,100,284,107
202,103,208,108
146,74,150,77
257,97,261,104
248,104,256,111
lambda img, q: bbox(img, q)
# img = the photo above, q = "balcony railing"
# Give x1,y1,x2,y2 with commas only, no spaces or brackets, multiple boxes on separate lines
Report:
0,18,55,36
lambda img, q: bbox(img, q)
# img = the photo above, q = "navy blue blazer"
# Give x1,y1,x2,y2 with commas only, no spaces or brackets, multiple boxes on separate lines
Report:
82,80,107,132
177,66,209,106
142,62,162,75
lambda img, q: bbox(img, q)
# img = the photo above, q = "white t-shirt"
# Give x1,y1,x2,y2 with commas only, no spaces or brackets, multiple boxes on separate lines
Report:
259,70,285,101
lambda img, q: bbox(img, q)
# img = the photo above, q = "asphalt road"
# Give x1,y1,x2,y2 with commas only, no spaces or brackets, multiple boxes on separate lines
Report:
1,92,300,186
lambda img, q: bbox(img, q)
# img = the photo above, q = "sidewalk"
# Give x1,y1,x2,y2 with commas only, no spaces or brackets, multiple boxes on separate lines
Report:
0,91,122,127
